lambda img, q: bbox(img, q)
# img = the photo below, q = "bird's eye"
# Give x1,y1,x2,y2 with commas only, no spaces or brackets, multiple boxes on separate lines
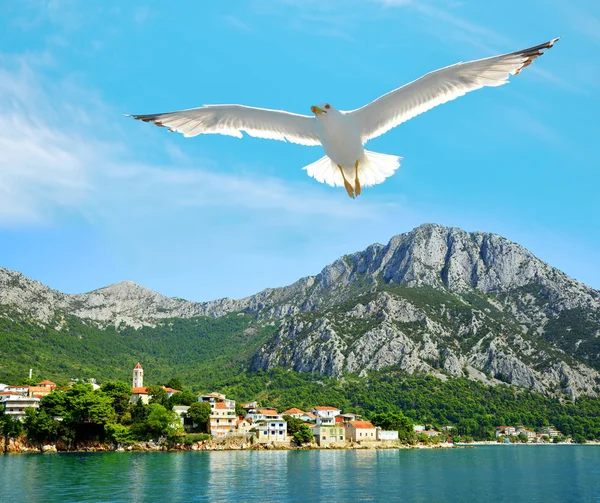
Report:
325,104,330,109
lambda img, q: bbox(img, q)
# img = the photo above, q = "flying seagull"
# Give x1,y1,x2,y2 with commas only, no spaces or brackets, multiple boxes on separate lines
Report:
128,38,560,199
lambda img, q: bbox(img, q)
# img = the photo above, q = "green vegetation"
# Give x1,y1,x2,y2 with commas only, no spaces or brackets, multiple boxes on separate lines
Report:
216,368,600,441
0,309,274,389
2,382,184,446
370,411,414,441
185,402,212,433
293,425,314,444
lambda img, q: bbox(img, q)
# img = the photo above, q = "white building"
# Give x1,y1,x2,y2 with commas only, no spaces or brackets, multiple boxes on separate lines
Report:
0,393,40,421
299,412,317,422
310,406,341,426
133,362,144,389
255,419,288,444
172,406,190,428
199,392,237,437
377,429,399,441
246,408,282,422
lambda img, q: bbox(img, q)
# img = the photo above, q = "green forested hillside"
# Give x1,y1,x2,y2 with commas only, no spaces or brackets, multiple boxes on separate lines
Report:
217,369,600,441
2,305,600,442
0,308,272,388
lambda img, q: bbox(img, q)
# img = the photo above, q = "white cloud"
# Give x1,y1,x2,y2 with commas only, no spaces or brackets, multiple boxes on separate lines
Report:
0,53,392,228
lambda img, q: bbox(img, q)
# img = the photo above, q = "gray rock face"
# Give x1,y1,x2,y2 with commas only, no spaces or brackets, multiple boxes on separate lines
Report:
1,223,599,397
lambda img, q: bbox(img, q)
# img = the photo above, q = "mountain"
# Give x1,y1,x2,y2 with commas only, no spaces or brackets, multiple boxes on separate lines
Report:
1,223,599,398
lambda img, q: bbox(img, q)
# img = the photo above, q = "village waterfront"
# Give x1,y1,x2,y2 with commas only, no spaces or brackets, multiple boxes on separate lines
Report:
2,446,600,502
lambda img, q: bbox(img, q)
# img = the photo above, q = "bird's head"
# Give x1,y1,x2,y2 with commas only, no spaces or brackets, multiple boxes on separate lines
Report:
311,103,335,117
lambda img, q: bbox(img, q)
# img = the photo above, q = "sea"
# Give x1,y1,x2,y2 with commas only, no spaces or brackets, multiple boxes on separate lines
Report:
1,446,599,502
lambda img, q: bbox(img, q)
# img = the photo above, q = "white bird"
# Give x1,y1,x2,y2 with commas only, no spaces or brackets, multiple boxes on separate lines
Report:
128,38,560,199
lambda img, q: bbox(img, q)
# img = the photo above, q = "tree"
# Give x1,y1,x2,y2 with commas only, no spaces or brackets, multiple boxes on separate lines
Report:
39,390,68,418
164,378,184,391
283,415,303,436
168,390,198,408
130,403,179,440
186,402,212,433
0,413,24,449
147,385,168,407
235,403,246,417
18,378,38,386
104,423,135,445
23,408,59,443
64,384,117,425
517,432,528,443
293,425,314,445
371,412,414,441
101,381,132,417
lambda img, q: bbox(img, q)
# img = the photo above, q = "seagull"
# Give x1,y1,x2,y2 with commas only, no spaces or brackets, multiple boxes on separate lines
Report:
128,38,560,199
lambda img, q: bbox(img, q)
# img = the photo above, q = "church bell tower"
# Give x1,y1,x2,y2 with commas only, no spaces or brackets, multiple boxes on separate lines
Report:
133,362,144,389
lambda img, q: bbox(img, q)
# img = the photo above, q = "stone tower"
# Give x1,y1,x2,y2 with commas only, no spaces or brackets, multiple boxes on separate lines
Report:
133,362,144,389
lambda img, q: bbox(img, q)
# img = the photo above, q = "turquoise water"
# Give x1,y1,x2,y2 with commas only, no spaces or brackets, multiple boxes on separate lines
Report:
1,446,599,502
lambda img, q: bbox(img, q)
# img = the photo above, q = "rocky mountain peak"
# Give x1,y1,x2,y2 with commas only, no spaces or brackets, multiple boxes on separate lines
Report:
1,224,599,397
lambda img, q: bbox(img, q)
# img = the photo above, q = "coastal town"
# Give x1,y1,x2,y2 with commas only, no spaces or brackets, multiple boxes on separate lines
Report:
0,363,569,450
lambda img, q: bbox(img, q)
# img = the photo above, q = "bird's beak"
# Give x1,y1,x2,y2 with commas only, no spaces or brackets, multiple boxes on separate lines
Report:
311,105,326,115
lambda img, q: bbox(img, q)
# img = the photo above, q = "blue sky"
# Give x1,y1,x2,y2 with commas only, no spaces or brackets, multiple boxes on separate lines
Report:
0,0,599,301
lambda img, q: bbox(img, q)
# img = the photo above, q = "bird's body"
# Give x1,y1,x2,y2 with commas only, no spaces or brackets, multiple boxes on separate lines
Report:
128,38,560,198
314,109,363,168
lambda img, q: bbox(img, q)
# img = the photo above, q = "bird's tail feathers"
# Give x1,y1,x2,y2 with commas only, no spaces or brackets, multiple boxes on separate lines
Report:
359,150,402,187
302,155,343,187
302,150,401,188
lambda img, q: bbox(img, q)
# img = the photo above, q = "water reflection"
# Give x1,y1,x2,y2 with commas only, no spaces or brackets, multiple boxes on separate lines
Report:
2,447,600,503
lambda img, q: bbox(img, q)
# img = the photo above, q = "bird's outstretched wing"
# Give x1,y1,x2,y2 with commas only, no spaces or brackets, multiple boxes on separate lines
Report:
348,38,560,143
128,104,320,146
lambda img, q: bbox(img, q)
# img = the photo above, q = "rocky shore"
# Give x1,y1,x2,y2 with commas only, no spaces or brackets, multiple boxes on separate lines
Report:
1,436,459,454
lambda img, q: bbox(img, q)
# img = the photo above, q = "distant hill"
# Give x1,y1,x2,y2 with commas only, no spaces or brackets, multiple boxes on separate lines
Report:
1,223,599,398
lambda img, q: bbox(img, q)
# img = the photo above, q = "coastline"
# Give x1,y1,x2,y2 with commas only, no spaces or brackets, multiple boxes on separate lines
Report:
5,437,595,455
1,436,462,455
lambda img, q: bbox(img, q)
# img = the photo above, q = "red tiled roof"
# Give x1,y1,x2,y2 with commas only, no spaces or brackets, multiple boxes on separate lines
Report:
313,406,340,411
132,387,148,394
335,416,344,423
38,380,56,386
303,412,317,419
349,421,375,429
162,387,181,393
282,408,305,415
258,409,279,415
134,363,143,369
215,402,229,409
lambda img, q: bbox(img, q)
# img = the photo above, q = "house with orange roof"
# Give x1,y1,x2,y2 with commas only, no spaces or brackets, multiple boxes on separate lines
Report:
25,380,57,398
199,392,237,437
37,380,56,389
246,408,282,423
299,411,317,422
131,387,150,404
344,420,377,442
310,406,341,425
281,408,305,419
236,417,253,434
495,426,517,438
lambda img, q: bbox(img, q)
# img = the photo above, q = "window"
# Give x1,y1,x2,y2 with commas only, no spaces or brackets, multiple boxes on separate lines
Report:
263,431,267,435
